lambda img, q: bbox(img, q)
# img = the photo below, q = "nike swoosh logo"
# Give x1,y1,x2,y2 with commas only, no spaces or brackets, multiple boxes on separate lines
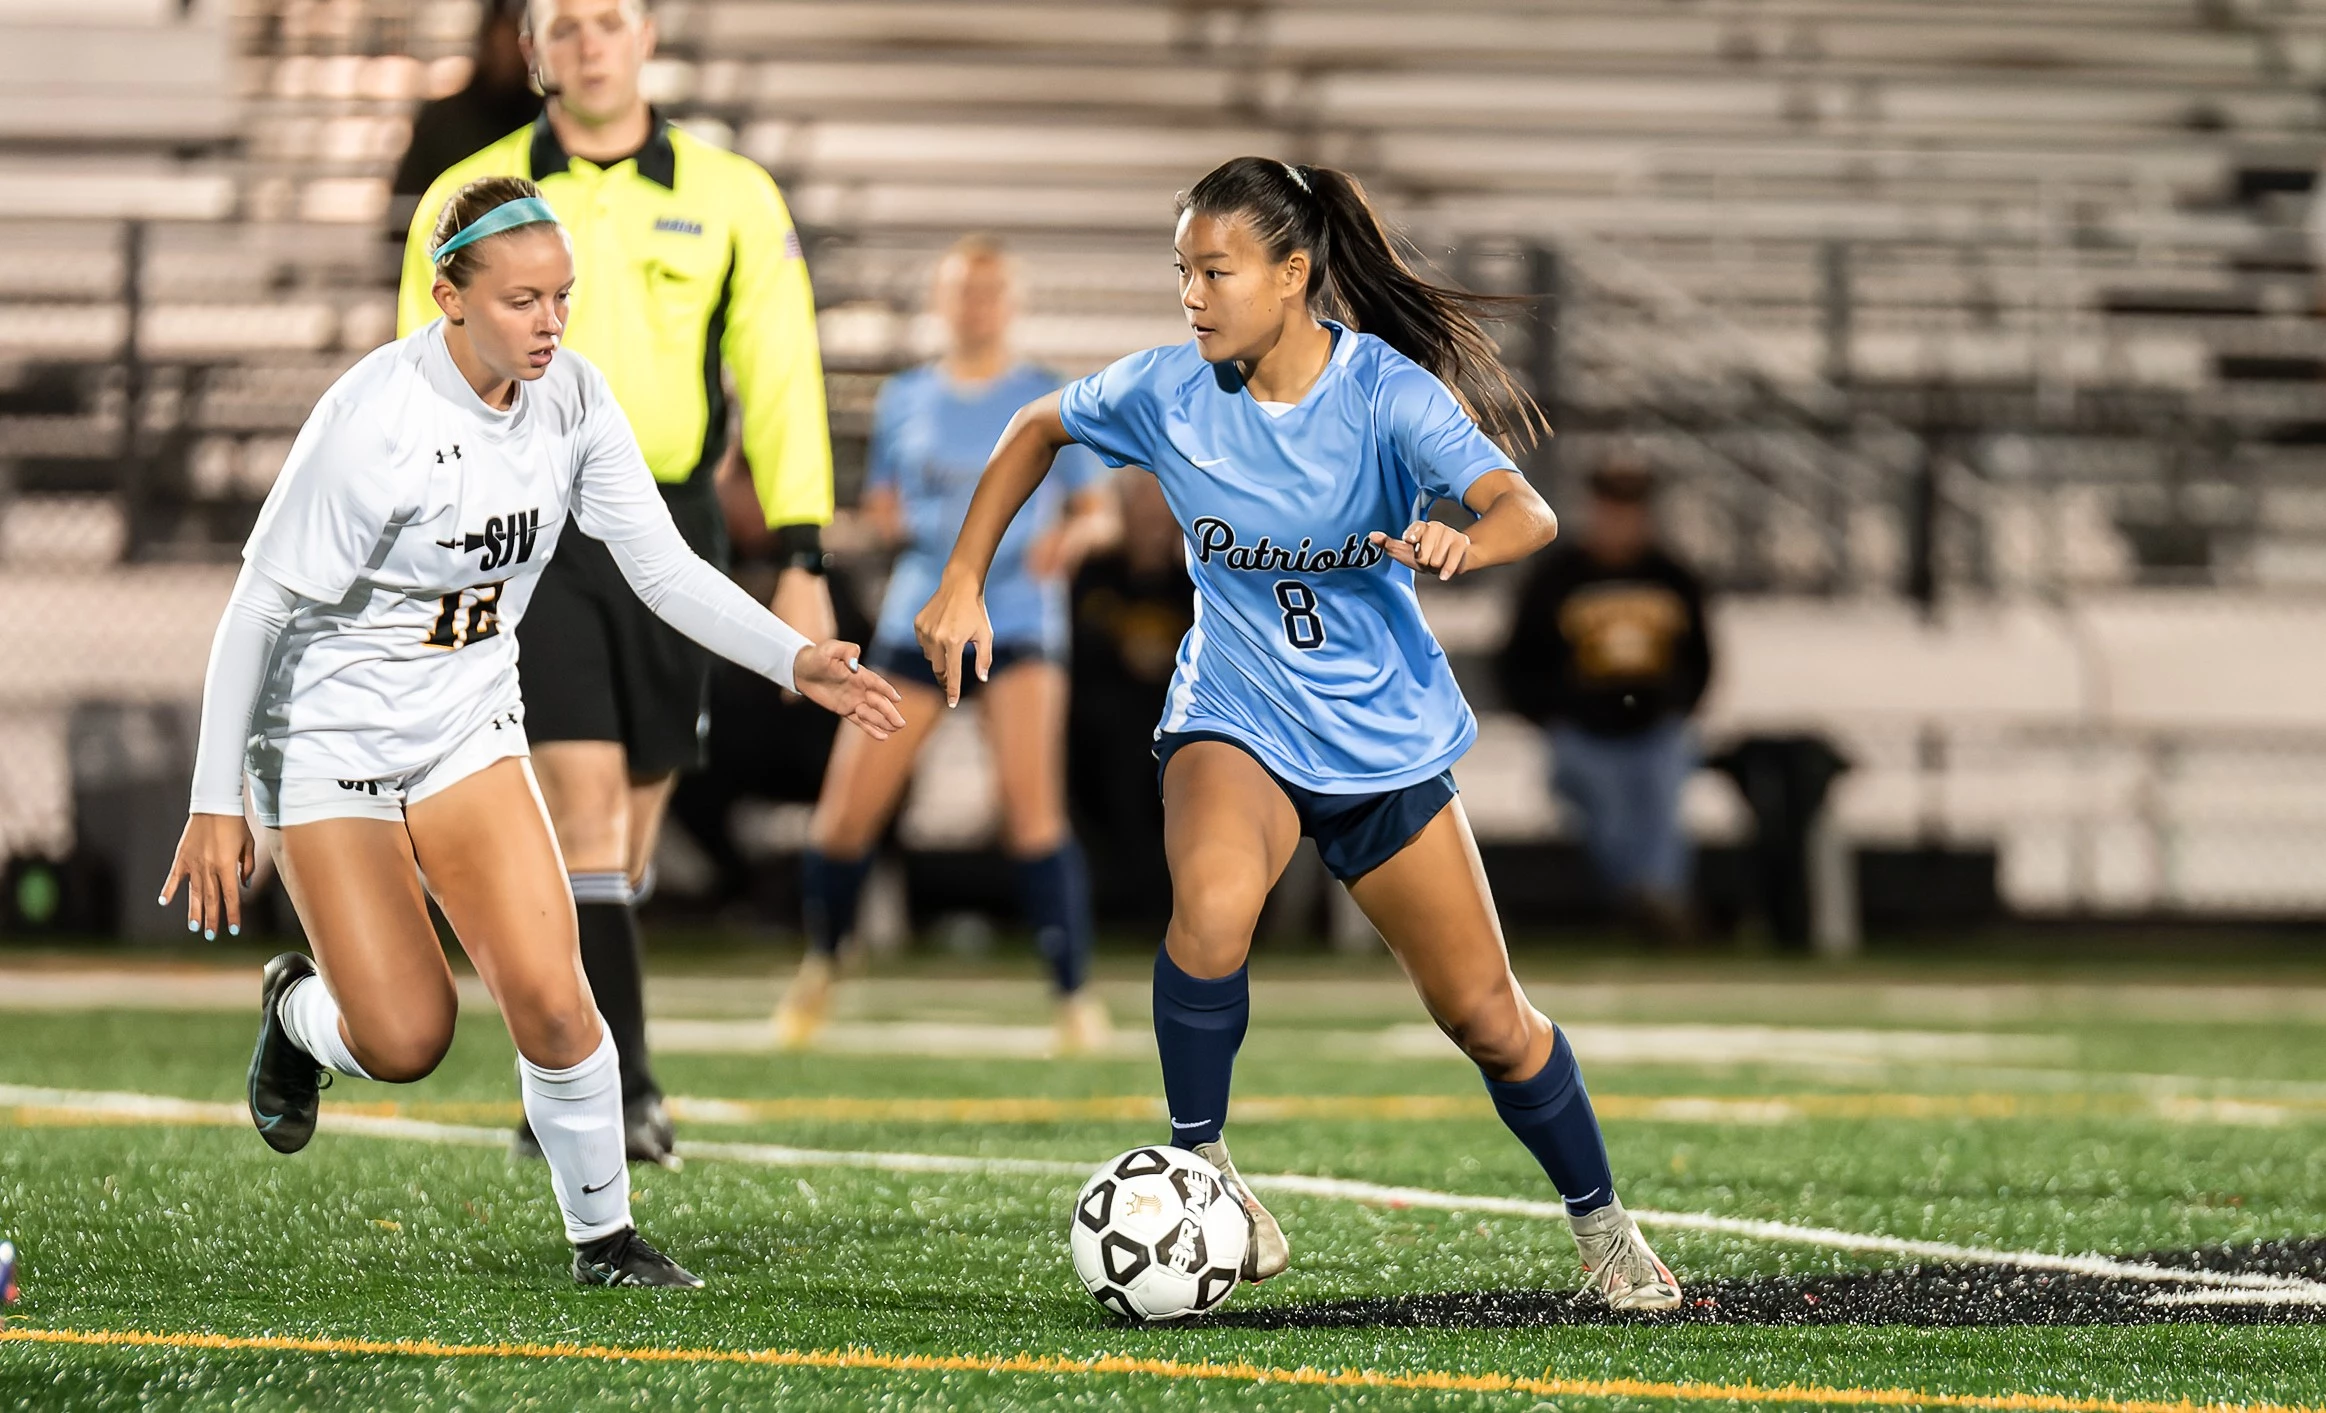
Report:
1191,458,1229,469
254,1111,282,1131
582,1171,623,1195
1169,1119,1210,1129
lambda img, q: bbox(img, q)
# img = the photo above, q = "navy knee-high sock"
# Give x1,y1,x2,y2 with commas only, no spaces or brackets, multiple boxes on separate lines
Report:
1152,944,1248,1148
801,850,874,958
1015,844,1093,995
1483,1026,1618,1216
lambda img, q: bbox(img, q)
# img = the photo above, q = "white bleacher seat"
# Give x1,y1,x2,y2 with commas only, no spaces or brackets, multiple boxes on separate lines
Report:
0,495,126,568
0,14,232,143
299,177,390,225
691,2,1175,54
141,304,340,357
786,179,1170,233
767,120,1276,183
743,60,1241,115
0,304,126,358
0,168,236,222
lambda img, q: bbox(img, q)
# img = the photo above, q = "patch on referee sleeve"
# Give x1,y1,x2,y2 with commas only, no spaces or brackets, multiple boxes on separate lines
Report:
783,227,804,260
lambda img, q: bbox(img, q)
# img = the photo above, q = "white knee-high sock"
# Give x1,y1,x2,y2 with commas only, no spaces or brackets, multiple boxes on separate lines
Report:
276,973,373,1079
518,1026,631,1243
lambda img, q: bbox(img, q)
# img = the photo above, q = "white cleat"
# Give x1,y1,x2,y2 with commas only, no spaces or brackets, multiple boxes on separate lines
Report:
771,952,836,1052
1053,991,1114,1055
1192,1137,1289,1282
1569,1199,1682,1311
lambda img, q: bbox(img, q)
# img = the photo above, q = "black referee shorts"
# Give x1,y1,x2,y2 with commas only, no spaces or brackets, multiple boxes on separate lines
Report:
519,503,721,776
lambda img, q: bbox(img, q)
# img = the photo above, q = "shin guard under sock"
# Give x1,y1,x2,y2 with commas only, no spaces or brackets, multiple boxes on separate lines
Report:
1152,944,1248,1148
801,850,874,959
518,1027,631,1243
1482,1026,1618,1216
1015,844,1094,995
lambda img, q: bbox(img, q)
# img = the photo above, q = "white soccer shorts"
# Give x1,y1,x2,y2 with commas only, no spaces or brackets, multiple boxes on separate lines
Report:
247,707,529,829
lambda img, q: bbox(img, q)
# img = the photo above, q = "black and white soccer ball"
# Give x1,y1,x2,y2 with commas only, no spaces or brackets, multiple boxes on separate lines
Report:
1070,1147,1248,1321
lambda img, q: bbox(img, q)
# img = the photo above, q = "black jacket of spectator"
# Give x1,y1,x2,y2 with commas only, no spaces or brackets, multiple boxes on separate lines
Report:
1496,542,1712,737
388,81,541,240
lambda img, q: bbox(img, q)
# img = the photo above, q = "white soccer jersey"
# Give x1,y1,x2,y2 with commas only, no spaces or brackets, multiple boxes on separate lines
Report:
236,321,740,784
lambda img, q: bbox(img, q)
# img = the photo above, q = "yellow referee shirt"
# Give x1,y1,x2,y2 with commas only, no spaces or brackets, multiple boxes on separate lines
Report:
398,114,831,536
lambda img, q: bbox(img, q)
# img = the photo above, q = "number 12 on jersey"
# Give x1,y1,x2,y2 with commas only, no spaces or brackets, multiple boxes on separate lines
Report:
424,581,505,650
1273,579,1325,651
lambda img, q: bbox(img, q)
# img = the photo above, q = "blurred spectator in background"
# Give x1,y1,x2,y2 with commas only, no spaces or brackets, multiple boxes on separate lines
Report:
772,235,1120,1052
1497,458,1712,939
386,0,538,241
1068,470,1192,926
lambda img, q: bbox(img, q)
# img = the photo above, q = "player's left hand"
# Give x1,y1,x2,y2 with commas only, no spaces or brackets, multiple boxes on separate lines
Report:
792,640,908,740
769,569,838,702
1370,520,1472,581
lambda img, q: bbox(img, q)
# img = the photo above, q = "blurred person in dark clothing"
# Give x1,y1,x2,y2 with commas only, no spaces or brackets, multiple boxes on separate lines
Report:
1068,471,1192,925
1496,460,1711,934
386,0,540,241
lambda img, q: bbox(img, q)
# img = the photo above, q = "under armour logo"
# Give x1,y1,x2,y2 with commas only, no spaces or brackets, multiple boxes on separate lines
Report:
435,445,462,464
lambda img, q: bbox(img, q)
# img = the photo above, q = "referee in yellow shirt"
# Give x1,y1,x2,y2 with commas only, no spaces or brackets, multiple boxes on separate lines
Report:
398,0,835,1166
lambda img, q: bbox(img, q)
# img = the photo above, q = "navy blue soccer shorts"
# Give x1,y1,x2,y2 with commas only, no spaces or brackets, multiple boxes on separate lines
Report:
1152,730,1457,882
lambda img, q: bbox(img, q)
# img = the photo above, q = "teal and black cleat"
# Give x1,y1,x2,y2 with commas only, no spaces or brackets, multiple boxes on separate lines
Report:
247,953,329,1155
572,1227,703,1288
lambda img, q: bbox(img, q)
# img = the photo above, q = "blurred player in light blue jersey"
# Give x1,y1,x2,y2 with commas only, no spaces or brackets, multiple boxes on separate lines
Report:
774,236,1121,1052
917,158,1680,1311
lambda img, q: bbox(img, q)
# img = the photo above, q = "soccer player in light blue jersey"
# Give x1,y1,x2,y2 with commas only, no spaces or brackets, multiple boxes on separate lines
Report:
917,158,1681,1311
774,236,1122,1053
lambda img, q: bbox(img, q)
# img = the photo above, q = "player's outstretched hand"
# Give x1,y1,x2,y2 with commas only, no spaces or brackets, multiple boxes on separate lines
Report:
792,641,908,740
159,813,255,941
1370,520,1472,581
912,573,994,708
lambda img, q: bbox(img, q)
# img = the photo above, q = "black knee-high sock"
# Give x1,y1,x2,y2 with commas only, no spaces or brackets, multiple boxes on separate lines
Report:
1482,1026,1616,1216
1152,943,1248,1148
1015,843,1093,995
801,850,874,958
570,871,656,1106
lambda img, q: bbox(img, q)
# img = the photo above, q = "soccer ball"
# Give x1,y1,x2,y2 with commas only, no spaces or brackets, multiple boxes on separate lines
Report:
1070,1146,1248,1321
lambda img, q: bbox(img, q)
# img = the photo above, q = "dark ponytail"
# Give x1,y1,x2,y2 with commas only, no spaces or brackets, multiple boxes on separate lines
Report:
1180,156,1547,449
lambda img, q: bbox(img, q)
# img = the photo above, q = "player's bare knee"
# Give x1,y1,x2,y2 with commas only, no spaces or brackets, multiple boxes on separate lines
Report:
351,1027,450,1083
1164,903,1254,978
1442,992,1537,1078
512,997,601,1069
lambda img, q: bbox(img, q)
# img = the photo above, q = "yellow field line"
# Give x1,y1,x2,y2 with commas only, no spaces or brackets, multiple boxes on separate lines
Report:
0,1326,2309,1413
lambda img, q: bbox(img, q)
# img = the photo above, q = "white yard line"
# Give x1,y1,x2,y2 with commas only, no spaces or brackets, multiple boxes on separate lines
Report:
7,1081,2325,1303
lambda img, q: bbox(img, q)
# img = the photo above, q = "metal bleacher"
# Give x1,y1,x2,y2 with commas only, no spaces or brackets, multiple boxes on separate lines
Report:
9,0,2326,920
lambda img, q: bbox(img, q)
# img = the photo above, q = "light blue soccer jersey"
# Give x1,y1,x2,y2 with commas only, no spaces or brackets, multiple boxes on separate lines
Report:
1058,322,1514,794
868,362,1107,654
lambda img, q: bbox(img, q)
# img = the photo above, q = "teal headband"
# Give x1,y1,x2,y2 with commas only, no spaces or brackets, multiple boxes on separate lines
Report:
432,196,560,263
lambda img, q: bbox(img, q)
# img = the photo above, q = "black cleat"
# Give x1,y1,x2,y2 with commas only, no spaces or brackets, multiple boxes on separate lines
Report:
626,1095,681,1171
248,953,329,1154
572,1227,703,1288
510,1119,544,1161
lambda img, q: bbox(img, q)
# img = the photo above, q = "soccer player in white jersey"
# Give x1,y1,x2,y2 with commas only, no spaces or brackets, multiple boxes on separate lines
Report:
159,177,904,1287
918,158,1681,1310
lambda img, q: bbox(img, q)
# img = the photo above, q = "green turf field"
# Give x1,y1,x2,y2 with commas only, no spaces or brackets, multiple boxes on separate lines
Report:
3,946,2324,1410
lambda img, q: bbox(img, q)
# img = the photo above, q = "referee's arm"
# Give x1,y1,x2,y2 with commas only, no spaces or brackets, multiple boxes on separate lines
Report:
724,172,835,540
723,167,837,641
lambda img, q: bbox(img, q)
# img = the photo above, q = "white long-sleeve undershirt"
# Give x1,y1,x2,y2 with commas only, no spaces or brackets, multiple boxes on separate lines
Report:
188,535,816,816
189,564,300,815
601,519,816,693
